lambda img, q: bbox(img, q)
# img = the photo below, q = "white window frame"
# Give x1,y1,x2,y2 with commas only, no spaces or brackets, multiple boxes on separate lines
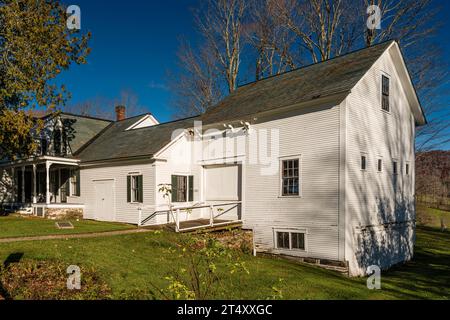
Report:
273,228,308,252
69,169,80,197
380,72,391,113
360,153,368,171
405,161,410,176
279,155,302,198
171,174,194,203
376,157,383,173
127,172,143,204
392,158,398,176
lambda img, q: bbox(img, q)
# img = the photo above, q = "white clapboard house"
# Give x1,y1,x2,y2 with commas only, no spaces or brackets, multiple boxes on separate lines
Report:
0,41,426,276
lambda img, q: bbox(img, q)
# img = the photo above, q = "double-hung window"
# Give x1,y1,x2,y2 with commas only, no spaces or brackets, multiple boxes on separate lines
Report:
127,174,143,203
281,158,300,196
171,175,194,203
275,230,306,251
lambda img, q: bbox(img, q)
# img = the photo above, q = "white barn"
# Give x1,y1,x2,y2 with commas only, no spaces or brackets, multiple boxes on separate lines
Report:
0,41,426,276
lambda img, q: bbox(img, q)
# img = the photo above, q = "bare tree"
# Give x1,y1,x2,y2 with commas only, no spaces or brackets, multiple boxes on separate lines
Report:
168,41,223,118
273,0,361,63
246,0,297,80
63,89,151,120
195,0,247,94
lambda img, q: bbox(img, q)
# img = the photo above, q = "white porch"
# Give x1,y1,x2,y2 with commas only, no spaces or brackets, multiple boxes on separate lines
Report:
1,156,84,216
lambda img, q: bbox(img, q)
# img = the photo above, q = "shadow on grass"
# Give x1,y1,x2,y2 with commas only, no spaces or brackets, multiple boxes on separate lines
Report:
0,252,24,300
380,227,450,299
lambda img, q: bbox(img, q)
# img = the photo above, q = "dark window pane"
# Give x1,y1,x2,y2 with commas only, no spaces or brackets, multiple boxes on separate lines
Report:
291,233,305,250
361,156,366,170
277,232,290,249
382,75,390,112
393,162,398,175
378,159,382,172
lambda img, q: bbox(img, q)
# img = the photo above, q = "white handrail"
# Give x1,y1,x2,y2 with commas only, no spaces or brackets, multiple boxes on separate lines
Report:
138,201,242,231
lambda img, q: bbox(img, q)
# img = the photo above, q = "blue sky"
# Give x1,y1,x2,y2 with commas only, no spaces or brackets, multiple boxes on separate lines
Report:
59,0,200,122
58,0,449,148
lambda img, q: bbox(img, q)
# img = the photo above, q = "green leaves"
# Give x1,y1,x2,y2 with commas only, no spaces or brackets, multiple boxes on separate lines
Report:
0,0,91,159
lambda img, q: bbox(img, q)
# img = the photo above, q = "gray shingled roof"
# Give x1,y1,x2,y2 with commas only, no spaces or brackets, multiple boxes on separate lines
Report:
201,40,394,125
76,115,200,162
59,113,112,154
76,41,394,163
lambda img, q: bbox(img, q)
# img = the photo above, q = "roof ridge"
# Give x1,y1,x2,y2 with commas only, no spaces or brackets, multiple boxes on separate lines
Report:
237,39,395,89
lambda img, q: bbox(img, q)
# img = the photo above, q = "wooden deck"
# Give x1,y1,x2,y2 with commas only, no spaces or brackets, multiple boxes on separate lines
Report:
143,219,243,233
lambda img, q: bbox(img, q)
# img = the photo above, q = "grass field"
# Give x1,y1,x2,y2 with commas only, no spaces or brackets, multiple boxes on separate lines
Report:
0,225,448,300
0,216,136,239
417,205,450,229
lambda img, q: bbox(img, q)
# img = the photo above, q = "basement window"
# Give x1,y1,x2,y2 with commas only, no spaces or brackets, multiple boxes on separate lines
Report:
275,229,306,251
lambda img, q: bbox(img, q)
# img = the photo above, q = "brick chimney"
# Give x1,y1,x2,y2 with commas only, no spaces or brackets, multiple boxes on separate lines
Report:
115,105,126,121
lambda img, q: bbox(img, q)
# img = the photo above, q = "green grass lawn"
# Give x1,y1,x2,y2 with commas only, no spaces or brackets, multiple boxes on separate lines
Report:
0,216,136,239
0,225,448,300
417,204,450,228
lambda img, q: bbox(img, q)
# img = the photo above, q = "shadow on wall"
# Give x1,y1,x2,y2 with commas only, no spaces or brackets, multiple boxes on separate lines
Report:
354,195,415,273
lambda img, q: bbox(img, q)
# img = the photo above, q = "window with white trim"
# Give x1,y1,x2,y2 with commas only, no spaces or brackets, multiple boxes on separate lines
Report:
381,74,390,112
171,175,194,203
70,169,80,197
361,154,367,171
127,174,143,203
281,158,300,196
405,163,410,175
393,161,398,175
275,230,306,251
377,158,383,172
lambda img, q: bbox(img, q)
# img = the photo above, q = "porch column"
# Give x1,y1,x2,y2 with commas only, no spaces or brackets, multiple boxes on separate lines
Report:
21,166,25,203
11,167,15,203
32,164,37,204
46,162,51,205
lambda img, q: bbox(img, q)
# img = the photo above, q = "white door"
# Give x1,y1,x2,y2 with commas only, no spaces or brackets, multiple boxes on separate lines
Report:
204,165,241,201
94,180,115,222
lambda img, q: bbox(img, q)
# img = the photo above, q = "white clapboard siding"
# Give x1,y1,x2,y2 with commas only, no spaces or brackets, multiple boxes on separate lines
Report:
344,45,416,275
154,135,203,223
244,104,341,260
79,160,155,224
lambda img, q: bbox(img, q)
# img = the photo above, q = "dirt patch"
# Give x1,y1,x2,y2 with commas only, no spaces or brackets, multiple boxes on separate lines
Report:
0,260,111,300
208,229,254,254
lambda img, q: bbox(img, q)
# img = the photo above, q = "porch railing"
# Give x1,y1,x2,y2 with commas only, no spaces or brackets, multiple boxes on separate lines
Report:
138,201,242,233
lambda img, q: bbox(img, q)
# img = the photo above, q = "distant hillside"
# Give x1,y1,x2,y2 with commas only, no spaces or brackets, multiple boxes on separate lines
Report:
416,150,450,209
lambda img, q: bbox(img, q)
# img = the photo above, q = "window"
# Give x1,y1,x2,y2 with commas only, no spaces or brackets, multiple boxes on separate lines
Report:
127,174,143,203
70,169,80,197
276,232,290,249
53,129,61,155
377,159,383,172
40,138,48,156
291,233,305,250
381,75,390,112
281,159,300,196
393,161,398,175
361,155,367,170
171,175,194,203
275,230,306,251
406,163,410,175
